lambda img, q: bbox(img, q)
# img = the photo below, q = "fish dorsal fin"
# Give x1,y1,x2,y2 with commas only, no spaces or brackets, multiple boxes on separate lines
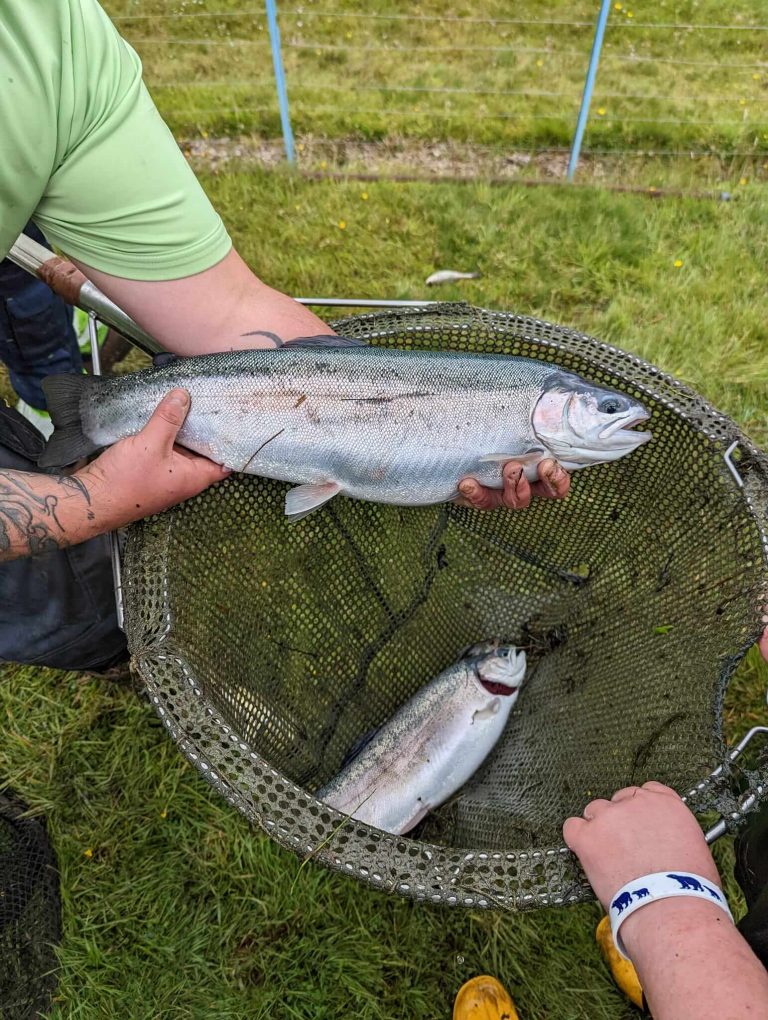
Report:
285,334,368,349
152,352,179,368
284,480,342,521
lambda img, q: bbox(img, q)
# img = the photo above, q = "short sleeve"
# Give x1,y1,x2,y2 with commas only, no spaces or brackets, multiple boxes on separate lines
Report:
32,0,232,281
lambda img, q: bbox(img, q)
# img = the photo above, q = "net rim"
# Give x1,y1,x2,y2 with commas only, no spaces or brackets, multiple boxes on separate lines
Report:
124,303,768,910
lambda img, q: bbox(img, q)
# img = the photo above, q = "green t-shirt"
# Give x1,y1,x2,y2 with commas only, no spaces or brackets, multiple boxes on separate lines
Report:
0,0,231,279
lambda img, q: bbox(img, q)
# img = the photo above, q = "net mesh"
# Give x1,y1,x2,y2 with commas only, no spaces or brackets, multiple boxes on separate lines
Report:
0,789,60,1019
123,303,768,909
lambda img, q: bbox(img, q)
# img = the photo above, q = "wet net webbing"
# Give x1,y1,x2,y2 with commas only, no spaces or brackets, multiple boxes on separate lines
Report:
0,789,60,1019
123,303,768,909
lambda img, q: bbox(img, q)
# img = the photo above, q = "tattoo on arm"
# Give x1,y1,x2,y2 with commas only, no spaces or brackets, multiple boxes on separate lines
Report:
0,471,92,560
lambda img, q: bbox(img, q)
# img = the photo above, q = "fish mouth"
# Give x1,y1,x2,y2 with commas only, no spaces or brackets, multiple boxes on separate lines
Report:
474,646,526,694
480,680,519,696
600,411,652,442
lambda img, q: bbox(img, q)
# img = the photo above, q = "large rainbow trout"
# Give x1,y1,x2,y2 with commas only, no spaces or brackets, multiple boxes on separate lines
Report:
40,337,651,520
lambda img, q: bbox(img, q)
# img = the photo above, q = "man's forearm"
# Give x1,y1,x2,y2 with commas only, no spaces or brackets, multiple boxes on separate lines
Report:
74,249,335,355
0,469,101,562
622,899,768,1020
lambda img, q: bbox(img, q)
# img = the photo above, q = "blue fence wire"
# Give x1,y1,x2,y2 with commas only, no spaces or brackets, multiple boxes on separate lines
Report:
118,2,768,183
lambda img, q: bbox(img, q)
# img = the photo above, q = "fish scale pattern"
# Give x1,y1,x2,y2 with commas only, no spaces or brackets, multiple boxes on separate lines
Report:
122,303,768,909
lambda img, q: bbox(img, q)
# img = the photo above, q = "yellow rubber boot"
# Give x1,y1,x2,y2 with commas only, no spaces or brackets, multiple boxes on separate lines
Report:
453,975,520,1020
595,915,644,1009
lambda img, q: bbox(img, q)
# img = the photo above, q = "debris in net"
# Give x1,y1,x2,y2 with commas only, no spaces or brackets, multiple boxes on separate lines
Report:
425,270,482,285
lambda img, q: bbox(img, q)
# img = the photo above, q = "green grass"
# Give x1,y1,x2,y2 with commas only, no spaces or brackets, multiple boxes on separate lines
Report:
103,0,768,185
3,170,768,1018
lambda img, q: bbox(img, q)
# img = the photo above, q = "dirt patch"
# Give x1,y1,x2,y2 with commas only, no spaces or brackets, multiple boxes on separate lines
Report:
181,134,762,196
182,134,582,180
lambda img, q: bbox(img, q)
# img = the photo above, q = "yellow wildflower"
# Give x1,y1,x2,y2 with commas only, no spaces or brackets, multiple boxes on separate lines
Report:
673,259,683,268
361,191,369,200
536,59,544,67
614,2,622,9
739,177,748,186
83,848,93,858
338,222,346,230
597,107,606,116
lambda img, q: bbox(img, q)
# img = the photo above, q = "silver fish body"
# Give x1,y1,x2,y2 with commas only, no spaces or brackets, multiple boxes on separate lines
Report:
40,344,651,518
425,270,482,285
316,642,526,834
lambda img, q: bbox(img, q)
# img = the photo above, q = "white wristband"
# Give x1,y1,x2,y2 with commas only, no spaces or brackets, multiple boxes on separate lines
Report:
609,871,734,959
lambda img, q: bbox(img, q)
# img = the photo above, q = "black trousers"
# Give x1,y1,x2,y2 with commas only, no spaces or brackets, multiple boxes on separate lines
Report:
735,802,768,970
0,404,126,671
0,222,83,411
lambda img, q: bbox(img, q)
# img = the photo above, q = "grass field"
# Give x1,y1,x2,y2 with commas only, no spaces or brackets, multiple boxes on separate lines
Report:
105,0,768,186
2,1,768,1016
2,167,768,1018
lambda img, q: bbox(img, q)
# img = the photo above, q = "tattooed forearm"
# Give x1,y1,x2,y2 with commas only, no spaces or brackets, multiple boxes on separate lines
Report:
0,470,92,561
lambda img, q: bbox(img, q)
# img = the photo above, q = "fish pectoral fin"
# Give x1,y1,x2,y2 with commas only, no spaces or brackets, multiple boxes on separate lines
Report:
479,448,546,465
284,481,342,522
472,698,501,724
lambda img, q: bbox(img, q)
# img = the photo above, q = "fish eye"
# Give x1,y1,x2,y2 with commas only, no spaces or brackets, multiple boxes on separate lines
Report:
598,397,624,414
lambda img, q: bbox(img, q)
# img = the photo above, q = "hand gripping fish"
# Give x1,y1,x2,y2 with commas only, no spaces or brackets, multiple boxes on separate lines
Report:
39,336,651,521
316,642,526,835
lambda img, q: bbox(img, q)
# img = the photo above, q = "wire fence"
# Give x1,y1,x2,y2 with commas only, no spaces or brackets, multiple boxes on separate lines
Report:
112,1,768,186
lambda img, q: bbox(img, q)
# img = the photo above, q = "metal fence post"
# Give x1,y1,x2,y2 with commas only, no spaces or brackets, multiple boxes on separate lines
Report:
567,0,612,181
265,0,295,164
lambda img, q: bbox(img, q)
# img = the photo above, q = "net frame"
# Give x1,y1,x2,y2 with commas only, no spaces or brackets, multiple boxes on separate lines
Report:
122,303,768,910
0,789,61,1019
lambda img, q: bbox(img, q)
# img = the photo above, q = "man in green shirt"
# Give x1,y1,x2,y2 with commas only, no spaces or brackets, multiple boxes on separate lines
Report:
0,0,570,563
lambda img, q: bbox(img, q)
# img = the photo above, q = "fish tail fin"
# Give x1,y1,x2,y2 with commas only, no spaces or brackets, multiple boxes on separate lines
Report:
38,374,101,467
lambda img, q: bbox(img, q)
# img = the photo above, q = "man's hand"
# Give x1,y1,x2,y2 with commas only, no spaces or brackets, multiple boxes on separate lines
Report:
563,782,720,912
455,458,571,511
566,783,768,1020
75,389,230,532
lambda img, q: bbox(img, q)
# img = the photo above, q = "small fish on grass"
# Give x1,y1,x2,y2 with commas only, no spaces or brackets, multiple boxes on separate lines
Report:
425,270,483,285
315,641,527,835
40,336,652,521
